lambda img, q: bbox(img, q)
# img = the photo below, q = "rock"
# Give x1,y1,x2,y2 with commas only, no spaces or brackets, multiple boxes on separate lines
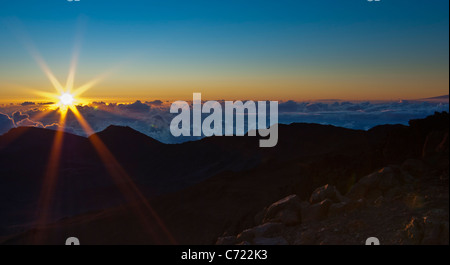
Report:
422,210,449,245
347,166,404,200
236,230,253,243
348,219,366,230
359,170,383,186
401,159,426,178
216,236,238,245
346,183,366,200
254,208,266,225
252,222,285,237
402,217,425,245
384,186,404,200
436,131,449,154
346,172,380,200
401,212,449,245
310,184,348,204
400,172,416,184
294,229,317,245
378,167,401,191
423,130,448,158
328,202,347,217
329,199,365,217
263,195,302,226
299,201,311,210
253,236,289,245
422,221,445,245
236,223,285,242
373,196,384,207
237,241,251,245
349,198,365,210
302,199,333,223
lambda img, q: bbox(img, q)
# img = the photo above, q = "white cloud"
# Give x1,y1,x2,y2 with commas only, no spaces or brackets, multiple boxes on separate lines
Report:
0,113,15,135
0,99,448,143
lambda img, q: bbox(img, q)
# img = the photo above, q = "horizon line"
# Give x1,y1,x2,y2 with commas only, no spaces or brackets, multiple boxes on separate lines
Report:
1,94,449,106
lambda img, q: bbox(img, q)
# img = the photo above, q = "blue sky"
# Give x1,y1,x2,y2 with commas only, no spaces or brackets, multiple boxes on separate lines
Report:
0,0,448,101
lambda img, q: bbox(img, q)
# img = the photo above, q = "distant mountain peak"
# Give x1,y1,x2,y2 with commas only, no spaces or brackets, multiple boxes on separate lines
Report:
425,95,449,100
100,125,144,135
3,126,79,139
94,124,163,145
416,95,449,103
104,125,134,131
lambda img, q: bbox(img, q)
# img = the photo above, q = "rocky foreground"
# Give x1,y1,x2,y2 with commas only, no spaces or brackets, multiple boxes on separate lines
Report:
218,158,448,245
215,113,449,245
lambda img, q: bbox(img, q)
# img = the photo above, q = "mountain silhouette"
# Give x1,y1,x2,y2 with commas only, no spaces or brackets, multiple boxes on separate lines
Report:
417,94,449,103
0,112,448,244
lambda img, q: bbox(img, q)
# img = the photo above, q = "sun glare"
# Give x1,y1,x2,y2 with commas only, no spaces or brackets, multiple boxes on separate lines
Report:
23,32,173,244
59,93,74,106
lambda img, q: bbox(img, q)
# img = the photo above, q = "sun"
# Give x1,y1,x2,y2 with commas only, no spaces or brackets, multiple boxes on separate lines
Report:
22,37,175,244
59,93,75,106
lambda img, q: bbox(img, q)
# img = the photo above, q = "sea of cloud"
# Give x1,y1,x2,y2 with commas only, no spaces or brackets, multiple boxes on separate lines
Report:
0,98,448,143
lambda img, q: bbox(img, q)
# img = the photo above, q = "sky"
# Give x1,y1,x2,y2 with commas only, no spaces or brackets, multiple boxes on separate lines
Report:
0,0,448,103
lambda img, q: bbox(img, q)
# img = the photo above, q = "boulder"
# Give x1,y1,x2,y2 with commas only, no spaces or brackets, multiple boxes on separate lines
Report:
254,208,266,225
309,184,348,204
423,130,449,158
347,172,381,200
236,222,284,242
378,167,402,191
262,194,302,226
401,159,426,178
302,199,333,223
400,215,448,245
328,199,365,217
347,166,404,200
403,217,425,245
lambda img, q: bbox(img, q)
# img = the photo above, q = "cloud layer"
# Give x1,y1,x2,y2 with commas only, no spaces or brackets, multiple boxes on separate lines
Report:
277,99,450,130
0,98,448,143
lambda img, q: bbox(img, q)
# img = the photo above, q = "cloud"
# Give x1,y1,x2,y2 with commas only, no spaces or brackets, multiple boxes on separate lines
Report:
279,100,301,112
21,101,35,106
0,99,448,143
12,111,29,123
16,118,44,128
146,100,163,106
43,123,76,134
57,102,183,143
0,113,15,135
277,100,450,130
118,100,150,113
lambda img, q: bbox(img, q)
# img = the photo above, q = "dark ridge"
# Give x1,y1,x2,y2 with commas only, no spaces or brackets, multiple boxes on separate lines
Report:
94,125,163,145
0,112,448,244
422,95,449,100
